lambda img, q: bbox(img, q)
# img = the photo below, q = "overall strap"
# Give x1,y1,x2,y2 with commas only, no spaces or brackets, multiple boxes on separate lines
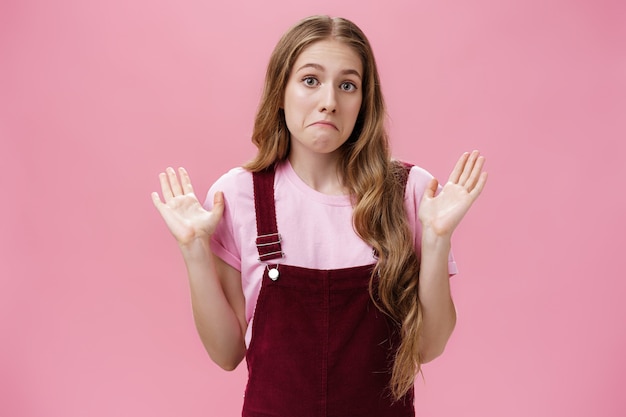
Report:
252,165,284,262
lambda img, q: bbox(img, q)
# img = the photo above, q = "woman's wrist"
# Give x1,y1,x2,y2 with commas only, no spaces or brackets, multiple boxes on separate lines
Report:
178,235,213,260
421,226,452,252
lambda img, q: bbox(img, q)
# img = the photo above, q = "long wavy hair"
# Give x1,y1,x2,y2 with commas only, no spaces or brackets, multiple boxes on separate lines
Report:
243,15,423,400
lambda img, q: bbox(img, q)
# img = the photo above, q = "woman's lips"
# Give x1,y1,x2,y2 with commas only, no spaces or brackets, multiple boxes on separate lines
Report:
311,120,338,130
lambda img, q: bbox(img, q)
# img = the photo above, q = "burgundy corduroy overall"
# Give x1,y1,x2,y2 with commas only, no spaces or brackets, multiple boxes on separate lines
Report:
242,165,415,417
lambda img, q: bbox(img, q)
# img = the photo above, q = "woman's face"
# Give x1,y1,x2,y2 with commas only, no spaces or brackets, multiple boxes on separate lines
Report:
283,39,363,160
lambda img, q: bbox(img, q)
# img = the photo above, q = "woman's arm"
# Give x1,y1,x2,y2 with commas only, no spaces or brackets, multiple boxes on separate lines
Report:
152,167,247,370
416,231,456,363
416,151,487,363
180,240,247,370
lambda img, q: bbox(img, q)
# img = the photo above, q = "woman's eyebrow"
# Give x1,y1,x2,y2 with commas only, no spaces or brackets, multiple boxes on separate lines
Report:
295,63,362,79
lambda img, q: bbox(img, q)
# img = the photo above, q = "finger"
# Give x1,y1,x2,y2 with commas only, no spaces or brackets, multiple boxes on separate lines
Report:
464,155,486,191
447,152,470,184
469,172,488,199
458,150,480,185
159,171,174,201
179,167,195,195
151,192,169,219
151,191,163,209
422,178,438,200
167,167,183,196
212,191,225,220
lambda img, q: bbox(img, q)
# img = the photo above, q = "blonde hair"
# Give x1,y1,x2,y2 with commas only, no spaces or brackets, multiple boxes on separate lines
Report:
244,15,423,400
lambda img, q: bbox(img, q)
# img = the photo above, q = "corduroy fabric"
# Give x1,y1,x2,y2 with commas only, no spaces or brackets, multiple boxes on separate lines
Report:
242,165,415,417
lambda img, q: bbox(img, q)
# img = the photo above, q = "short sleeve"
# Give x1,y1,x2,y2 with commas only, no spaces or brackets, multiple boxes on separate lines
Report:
203,169,246,272
403,164,458,277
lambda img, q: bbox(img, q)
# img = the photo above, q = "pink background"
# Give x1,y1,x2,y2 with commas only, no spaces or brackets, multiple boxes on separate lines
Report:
2,0,625,416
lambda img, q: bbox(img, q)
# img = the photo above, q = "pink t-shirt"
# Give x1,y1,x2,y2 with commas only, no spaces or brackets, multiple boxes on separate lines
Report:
204,160,457,346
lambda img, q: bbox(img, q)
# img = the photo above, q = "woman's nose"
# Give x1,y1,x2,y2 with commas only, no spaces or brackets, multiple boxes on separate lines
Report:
318,84,337,113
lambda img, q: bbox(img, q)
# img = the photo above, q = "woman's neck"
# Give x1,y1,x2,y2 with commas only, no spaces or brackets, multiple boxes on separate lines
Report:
287,153,348,196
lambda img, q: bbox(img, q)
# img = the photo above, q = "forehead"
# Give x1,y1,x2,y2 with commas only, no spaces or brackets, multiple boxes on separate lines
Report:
292,39,363,74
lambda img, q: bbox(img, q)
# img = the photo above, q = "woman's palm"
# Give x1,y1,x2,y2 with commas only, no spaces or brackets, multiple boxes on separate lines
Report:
151,167,224,245
419,151,488,237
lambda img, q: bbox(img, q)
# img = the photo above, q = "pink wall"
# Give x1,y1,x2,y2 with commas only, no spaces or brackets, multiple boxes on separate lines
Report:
2,0,625,416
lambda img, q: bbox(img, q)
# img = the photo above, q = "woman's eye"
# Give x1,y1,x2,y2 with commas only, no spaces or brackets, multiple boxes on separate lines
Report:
340,82,357,92
303,77,319,87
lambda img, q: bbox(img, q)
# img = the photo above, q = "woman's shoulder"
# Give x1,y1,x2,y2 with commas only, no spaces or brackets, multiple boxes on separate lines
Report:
391,160,439,207
210,166,253,192
392,159,435,185
408,164,435,181
205,166,255,211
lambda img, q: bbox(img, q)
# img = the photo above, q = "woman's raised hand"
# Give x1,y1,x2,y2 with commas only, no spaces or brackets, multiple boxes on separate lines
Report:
151,167,224,246
418,151,488,238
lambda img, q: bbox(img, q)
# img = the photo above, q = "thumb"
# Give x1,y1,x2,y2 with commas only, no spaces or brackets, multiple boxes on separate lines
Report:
422,178,438,200
151,191,164,211
212,191,225,219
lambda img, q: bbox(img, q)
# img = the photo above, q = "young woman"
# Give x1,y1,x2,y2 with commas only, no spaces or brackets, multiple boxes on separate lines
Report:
152,15,487,416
